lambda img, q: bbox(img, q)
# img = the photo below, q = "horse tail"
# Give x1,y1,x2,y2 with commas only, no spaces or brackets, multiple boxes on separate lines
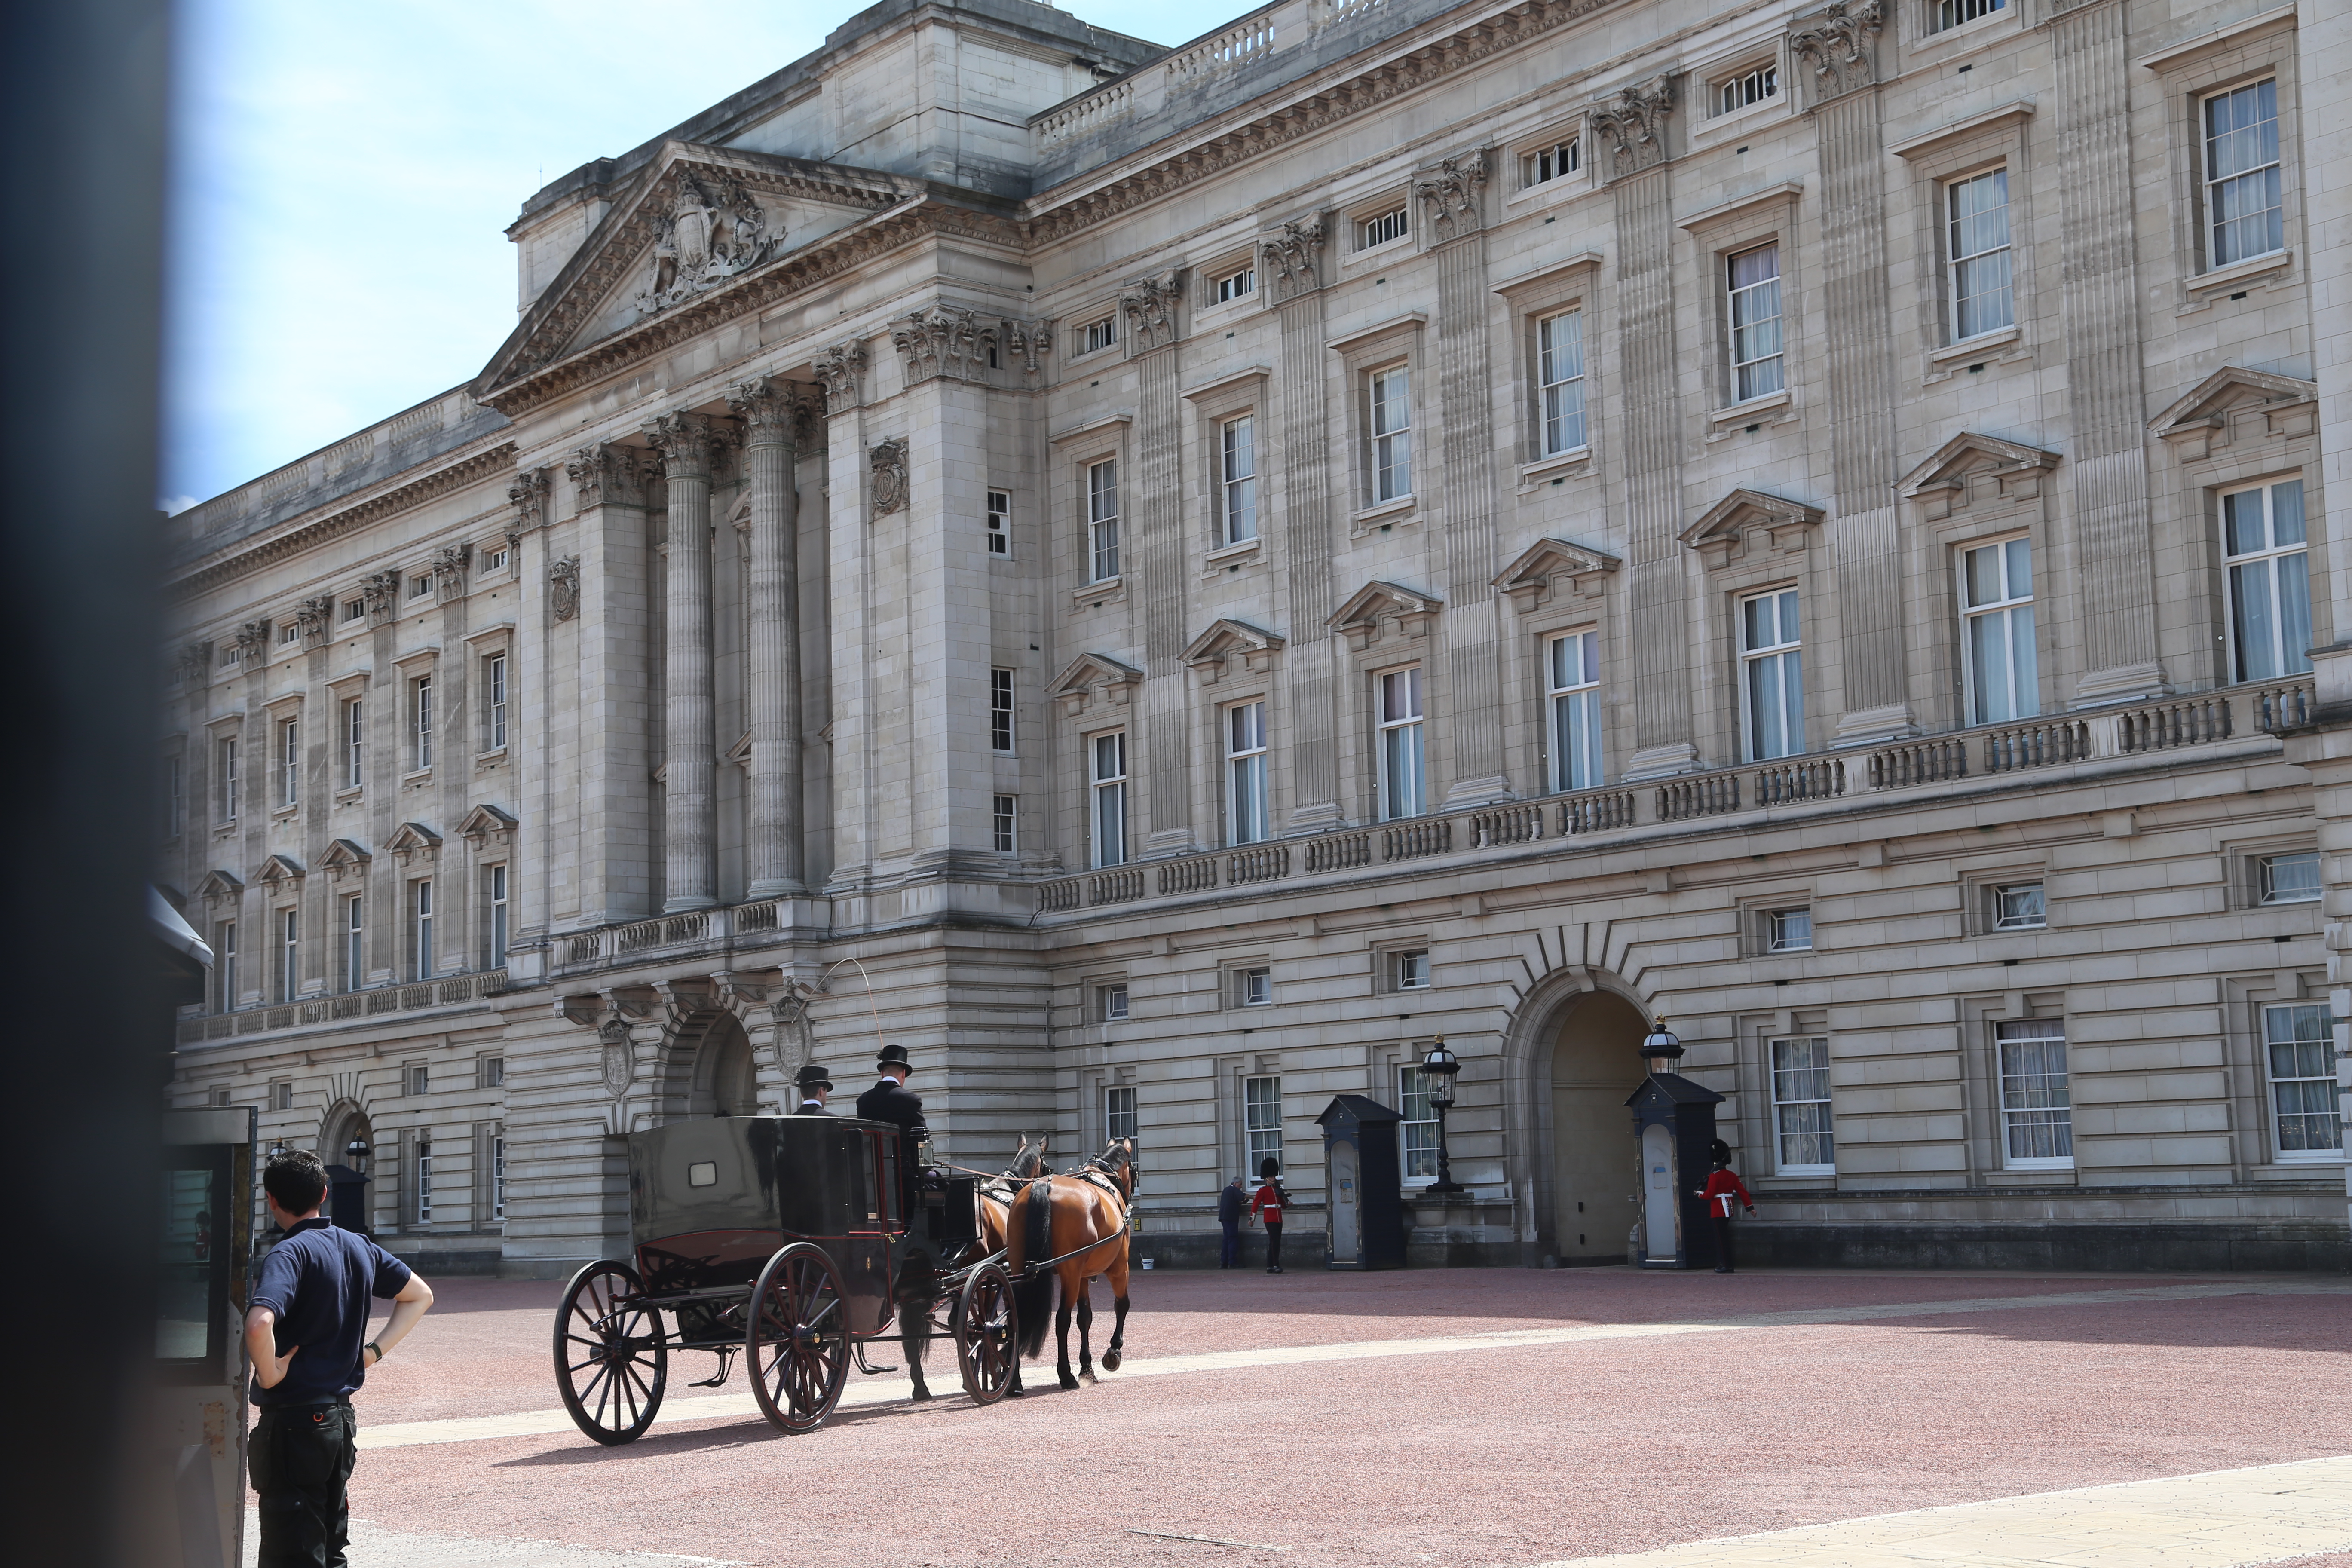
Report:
1011,1176,1054,1358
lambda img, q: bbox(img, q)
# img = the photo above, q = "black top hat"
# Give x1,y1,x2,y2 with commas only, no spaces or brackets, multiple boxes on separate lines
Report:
876,1043,913,1075
795,1063,833,1091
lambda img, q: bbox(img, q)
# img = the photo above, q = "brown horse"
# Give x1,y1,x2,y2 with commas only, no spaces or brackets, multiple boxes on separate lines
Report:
903,1135,1047,1403
1004,1139,1133,1394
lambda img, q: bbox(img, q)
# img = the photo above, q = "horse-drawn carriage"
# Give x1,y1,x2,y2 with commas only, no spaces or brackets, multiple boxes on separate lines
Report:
552,1114,1020,1441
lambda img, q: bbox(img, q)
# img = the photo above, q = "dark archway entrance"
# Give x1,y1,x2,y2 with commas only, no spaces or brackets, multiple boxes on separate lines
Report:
698,1012,760,1117
1549,991,1647,1263
319,1100,376,1234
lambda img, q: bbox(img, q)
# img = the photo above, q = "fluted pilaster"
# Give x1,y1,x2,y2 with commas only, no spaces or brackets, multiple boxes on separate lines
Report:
646,410,726,911
727,377,810,897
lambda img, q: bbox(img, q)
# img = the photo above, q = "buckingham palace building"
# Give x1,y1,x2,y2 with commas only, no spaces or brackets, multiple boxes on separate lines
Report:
159,0,2352,1274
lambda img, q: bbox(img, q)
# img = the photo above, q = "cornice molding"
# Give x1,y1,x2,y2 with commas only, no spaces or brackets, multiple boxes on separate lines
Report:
1022,0,1620,245
166,443,518,601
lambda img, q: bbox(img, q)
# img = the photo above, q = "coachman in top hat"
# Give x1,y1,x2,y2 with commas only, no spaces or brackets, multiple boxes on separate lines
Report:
791,1062,833,1115
856,1044,928,1217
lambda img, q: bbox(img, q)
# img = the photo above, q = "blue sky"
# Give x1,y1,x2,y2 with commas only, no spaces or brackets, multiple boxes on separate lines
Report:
165,0,1194,511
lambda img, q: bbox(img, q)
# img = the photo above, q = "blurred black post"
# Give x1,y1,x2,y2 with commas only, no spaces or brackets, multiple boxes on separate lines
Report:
0,0,175,1562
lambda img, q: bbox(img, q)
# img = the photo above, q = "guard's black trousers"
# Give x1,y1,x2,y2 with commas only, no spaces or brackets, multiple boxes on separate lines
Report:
1711,1216,1737,1272
1265,1221,1283,1271
251,1400,358,1568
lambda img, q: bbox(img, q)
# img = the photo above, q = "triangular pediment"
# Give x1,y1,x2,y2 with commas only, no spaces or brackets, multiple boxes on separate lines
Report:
1050,652,1145,717
385,821,443,861
196,868,242,905
2149,366,2318,458
459,804,519,845
1493,538,1622,610
318,838,371,877
477,142,918,401
257,853,305,888
1681,490,1825,566
1898,432,2061,499
1328,581,1443,649
1180,619,1286,681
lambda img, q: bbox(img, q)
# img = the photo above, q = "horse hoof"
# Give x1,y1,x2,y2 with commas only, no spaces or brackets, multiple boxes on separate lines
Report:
1079,1369,1097,1386
1005,1383,1025,1398
909,1387,935,1403
1059,1373,1080,1391
1102,1350,1121,1372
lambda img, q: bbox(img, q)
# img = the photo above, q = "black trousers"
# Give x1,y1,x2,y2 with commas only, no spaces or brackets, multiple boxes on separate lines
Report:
1265,1222,1283,1270
1711,1216,1736,1271
1220,1222,1240,1267
251,1400,358,1568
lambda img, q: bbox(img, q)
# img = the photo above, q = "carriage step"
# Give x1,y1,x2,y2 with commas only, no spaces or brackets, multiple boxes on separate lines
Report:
853,1347,899,1376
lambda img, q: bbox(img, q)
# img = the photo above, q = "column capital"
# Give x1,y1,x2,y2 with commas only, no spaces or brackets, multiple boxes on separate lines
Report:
726,376,821,443
565,442,648,509
1587,74,1677,181
815,338,868,411
507,467,551,532
644,410,732,477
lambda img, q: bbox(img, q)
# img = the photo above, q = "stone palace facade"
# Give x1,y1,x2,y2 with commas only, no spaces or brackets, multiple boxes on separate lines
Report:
160,0,2352,1273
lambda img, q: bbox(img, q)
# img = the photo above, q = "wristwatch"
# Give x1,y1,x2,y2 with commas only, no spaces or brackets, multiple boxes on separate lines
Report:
365,1341,385,1365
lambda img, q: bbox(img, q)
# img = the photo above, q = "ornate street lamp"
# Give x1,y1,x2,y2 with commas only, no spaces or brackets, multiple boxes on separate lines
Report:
1422,1038,1466,1196
1640,1018,1683,1072
345,1138,370,1177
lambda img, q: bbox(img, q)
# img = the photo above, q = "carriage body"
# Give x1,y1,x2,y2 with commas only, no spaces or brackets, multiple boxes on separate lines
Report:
555,1115,1014,1443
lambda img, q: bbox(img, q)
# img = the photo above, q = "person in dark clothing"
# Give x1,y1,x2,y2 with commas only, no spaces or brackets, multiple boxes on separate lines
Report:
792,1061,833,1115
245,1148,433,1568
1250,1156,1288,1274
1216,1177,1246,1268
1696,1155,1756,1275
855,1044,928,1221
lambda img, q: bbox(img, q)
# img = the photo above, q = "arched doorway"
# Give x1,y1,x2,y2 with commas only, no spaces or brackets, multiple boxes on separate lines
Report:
318,1100,376,1234
1550,990,1648,1263
698,1012,760,1117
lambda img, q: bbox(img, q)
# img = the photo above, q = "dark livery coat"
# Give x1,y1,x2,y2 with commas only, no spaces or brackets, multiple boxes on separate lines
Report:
854,1078,928,1145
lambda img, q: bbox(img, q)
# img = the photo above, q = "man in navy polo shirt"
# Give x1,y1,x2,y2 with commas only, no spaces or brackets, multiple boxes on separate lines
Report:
245,1148,434,1567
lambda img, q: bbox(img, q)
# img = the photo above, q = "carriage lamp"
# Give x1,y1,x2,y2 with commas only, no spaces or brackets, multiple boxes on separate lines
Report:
346,1138,371,1176
1421,1039,1466,1196
1640,1020,1684,1070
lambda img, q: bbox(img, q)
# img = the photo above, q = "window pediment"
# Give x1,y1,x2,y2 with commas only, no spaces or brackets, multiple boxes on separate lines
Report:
1897,433,2060,521
459,804,519,848
1050,652,1144,718
386,821,444,865
2149,367,2318,461
257,853,305,890
1681,490,1825,567
1493,538,1622,611
319,838,371,880
1181,619,1286,683
196,869,243,906
1328,580,1442,651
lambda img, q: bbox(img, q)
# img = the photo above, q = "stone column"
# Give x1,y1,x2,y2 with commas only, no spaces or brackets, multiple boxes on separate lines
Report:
506,469,551,974
1266,217,1344,833
1418,149,1510,806
727,378,809,897
2050,0,2162,703
562,444,653,925
816,340,876,896
646,410,726,912
1792,3,1907,742
1589,78,1694,778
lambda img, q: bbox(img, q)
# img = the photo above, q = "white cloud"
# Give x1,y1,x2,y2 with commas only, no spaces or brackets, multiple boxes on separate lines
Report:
165,1,1185,507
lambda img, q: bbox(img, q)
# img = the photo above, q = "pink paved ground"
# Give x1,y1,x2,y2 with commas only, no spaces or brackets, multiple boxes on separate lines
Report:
346,1269,2352,1567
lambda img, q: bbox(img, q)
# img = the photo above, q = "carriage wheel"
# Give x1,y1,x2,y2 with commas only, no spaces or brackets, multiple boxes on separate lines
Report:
553,1259,668,1445
746,1242,850,1435
953,1260,1018,1406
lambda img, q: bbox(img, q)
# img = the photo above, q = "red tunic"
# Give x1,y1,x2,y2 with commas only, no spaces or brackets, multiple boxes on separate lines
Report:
1700,1170,1754,1218
1250,1183,1284,1225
